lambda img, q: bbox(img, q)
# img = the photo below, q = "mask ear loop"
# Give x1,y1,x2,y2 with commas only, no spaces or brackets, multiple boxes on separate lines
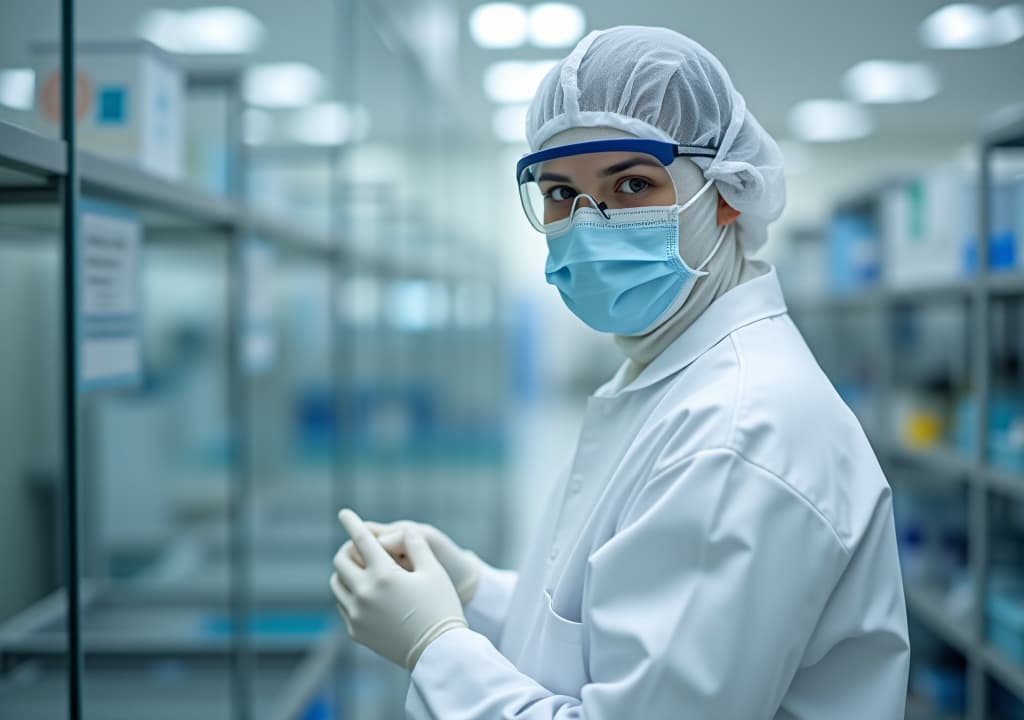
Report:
673,177,725,274
695,225,729,273
677,178,715,214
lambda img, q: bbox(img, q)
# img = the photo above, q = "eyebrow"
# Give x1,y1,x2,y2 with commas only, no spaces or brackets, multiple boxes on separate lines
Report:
600,157,663,176
537,156,663,184
537,171,572,183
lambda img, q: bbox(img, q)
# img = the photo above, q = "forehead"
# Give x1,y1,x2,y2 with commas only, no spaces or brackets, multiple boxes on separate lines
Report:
540,150,666,178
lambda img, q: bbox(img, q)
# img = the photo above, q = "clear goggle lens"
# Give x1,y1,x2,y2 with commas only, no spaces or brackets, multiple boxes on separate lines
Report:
517,150,676,234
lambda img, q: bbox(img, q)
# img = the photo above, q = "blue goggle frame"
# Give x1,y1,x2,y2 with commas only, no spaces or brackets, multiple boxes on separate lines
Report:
516,138,718,184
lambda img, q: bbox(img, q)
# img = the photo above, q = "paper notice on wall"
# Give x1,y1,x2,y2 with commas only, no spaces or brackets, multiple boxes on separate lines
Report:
79,199,142,390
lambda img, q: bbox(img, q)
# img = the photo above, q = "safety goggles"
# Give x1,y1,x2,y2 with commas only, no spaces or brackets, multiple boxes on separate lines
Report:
515,138,718,234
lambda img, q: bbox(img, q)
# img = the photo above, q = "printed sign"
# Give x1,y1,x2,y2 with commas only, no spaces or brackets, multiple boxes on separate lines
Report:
79,199,142,390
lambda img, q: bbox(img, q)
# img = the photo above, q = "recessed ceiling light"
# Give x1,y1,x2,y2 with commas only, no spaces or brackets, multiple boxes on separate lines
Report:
842,61,941,104
182,7,265,53
990,4,1024,44
290,102,353,145
483,60,558,103
244,63,322,108
919,3,1024,48
468,3,528,49
0,69,35,110
787,100,874,143
138,10,186,51
287,103,370,145
139,6,264,54
528,3,586,48
492,104,529,143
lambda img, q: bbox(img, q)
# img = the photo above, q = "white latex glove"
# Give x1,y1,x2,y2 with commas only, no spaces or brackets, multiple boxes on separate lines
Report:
331,509,467,670
360,520,481,606
370,520,481,606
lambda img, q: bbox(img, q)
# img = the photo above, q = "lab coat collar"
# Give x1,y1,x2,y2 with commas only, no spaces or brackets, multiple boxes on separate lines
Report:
597,267,788,396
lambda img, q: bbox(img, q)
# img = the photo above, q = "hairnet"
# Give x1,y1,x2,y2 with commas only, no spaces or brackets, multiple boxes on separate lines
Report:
526,26,786,254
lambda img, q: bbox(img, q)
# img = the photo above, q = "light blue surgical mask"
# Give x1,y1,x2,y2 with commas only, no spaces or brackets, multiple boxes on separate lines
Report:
544,179,726,334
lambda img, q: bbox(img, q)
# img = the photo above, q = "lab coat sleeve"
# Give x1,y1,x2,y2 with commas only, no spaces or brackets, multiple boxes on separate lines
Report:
406,447,852,719
463,560,518,647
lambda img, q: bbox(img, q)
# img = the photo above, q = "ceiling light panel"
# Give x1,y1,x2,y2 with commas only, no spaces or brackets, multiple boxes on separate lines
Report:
0,69,35,110
483,60,558,103
528,3,586,48
842,61,941,104
138,6,264,54
919,3,1024,48
788,100,874,143
244,63,323,108
182,7,265,54
990,4,1024,44
469,3,529,48
289,103,370,145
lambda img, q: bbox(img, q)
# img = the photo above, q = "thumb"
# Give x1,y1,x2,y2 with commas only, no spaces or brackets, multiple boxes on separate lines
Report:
403,529,438,571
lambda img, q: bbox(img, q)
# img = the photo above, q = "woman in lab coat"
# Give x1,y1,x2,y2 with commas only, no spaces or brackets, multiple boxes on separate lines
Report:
331,26,910,719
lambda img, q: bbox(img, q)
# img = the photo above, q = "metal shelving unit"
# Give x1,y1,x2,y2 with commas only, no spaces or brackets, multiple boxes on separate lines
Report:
0,39,353,720
790,114,1024,719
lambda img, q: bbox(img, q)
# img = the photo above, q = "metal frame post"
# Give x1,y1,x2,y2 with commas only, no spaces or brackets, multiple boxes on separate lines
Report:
967,142,993,720
59,0,84,716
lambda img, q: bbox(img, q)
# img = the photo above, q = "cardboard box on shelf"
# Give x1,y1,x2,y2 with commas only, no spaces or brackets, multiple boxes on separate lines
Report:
32,39,183,182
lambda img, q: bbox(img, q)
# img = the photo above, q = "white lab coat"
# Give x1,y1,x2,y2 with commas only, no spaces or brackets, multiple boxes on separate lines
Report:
407,268,910,719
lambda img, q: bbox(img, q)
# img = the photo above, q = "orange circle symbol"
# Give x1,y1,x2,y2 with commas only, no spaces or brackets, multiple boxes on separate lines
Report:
41,70,93,125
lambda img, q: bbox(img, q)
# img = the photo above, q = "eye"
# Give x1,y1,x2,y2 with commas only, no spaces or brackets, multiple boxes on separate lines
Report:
618,177,651,195
544,185,577,202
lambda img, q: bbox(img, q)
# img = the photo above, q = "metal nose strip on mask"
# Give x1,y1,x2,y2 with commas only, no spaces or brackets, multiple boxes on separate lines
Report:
567,192,611,221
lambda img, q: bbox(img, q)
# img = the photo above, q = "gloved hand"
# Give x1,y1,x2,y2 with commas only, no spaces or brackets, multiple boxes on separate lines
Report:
331,509,467,670
347,519,481,606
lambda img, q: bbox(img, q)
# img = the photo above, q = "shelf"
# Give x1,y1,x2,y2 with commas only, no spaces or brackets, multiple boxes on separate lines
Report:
987,272,1024,296
986,113,1024,149
246,213,337,259
978,466,1024,502
787,293,883,313
887,280,977,302
883,444,1024,501
905,584,976,656
982,645,1024,704
886,444,975,483
0,119,498,276
0,120,66,182
903,588,1024,705
787,275,1024,310
0,581,340,657
79,151,239,232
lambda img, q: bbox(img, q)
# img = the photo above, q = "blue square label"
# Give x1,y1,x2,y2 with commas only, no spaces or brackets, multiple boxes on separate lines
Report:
97,86,128,125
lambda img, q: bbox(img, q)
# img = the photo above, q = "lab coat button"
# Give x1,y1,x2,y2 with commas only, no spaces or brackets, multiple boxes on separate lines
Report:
548,546,559,561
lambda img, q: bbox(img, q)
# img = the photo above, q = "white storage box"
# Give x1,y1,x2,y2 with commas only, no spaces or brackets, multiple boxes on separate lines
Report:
881,168,972,289
32,39,184,181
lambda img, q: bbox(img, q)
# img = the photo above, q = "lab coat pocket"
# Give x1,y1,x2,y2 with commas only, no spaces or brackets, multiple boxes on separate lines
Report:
536,589,589,696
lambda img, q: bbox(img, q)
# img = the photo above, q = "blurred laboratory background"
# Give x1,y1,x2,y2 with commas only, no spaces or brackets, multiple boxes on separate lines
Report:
0,1,1022,718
